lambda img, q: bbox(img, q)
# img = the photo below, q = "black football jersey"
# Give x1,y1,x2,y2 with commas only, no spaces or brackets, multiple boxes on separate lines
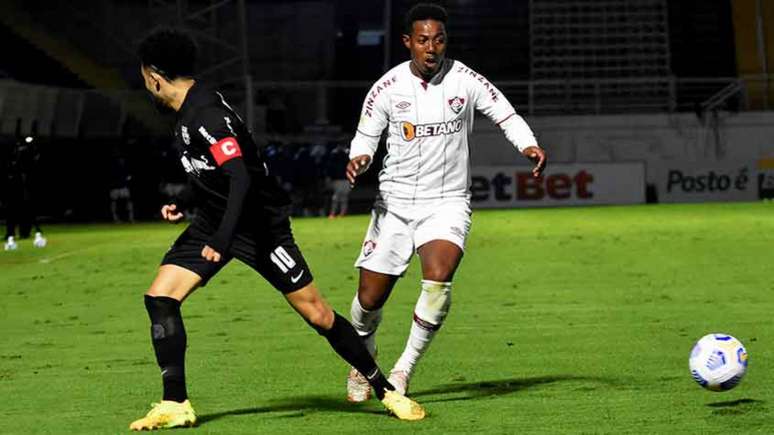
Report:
173,83,289,222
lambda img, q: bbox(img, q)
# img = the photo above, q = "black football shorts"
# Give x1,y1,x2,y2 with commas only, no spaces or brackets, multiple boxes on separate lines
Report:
161,208,314,293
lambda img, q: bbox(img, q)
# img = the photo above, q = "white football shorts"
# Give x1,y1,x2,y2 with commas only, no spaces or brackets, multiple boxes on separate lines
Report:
354,197,472,276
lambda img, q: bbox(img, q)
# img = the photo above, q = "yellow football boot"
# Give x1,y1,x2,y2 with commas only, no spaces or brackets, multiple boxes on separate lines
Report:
381,390,426,421
129,400,196,431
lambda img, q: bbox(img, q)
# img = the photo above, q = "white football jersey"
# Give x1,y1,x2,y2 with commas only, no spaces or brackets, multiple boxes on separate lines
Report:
351,59,537,202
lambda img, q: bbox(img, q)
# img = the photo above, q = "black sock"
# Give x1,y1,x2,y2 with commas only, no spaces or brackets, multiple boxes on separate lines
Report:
319,312,394,400
144,295,188,402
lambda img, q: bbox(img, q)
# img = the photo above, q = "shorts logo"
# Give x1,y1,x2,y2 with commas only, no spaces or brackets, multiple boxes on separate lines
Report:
363,240,376,257
448,97,465,114
395,101,411,110
400,119,463,141
291,270,305,283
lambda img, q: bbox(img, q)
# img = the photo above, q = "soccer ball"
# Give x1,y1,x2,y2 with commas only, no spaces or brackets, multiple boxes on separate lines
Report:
689,333,748,391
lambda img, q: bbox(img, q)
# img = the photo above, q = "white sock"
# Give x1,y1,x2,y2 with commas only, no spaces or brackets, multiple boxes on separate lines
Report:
349,294,382,357
393,280,452,376
393,319,435,375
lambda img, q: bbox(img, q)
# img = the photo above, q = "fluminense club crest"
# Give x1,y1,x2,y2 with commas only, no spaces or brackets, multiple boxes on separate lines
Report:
448,97,465,114
363,240,376,257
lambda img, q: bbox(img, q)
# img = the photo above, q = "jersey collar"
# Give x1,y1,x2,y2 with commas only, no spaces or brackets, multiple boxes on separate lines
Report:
413,58,455,88
177,81,208,119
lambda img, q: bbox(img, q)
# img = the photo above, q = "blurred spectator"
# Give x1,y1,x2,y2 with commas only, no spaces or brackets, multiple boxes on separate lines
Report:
266,93,289,134
109,156,135,223
292,145,324,216
3,135,46,250
310,141,328,166
326,142,351,218
267,142,295,195
158,143,187,216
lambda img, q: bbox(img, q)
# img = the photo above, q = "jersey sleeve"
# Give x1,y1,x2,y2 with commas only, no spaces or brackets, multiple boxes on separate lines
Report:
193,106,251,254
468,70,538,152
349,80,391,161
207,159,251,254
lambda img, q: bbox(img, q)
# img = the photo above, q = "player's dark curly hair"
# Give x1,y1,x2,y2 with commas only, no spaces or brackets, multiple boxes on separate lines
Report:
404,3,448,34
137,27,197,80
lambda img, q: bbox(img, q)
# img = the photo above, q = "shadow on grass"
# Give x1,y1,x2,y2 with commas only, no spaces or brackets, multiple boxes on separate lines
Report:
707,398,765,417
198,375,612,424
706,398,764,408
412,375,615,404
198,395,380,424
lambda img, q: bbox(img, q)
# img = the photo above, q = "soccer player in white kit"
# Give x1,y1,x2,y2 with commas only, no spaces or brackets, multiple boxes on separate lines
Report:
344,3,547,401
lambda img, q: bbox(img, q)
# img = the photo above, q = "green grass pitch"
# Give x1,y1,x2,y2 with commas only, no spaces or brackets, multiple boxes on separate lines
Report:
1,202,771,434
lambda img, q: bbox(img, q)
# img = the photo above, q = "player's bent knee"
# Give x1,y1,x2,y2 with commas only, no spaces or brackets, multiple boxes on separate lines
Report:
414,280,452,329
356,290,383,311
304,303,335,334
422,266,456,283
145,283,185,300
145,265,201,301
145,284,172,298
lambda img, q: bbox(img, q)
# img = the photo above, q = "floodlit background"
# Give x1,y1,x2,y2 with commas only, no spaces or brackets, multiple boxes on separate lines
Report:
1,0,773,220
1,1,773,433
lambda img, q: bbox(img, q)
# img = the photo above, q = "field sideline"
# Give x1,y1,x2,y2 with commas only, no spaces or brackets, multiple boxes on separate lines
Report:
1,202,771,434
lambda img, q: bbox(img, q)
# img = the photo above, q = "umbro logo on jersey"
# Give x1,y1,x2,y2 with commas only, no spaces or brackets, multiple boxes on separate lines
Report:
400,119,463,141
448,97,465,114
395,101,411,110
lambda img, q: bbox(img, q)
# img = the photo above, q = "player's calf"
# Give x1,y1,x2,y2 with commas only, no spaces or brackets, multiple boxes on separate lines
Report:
347,294,383,402
286,284,395,400
313,310,395,398
301,301,335,331
350,294,381,356
392,280,452,383
414,280,452,325
144,295,188,403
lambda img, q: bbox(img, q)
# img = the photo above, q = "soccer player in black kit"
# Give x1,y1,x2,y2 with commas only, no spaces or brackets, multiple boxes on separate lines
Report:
129,29,425,430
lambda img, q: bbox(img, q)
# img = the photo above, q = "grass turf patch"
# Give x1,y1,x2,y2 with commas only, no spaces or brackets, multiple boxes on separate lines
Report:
0,202,771,433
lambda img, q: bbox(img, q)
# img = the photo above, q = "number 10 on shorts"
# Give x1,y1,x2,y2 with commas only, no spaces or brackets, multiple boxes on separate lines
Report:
270,246,296,273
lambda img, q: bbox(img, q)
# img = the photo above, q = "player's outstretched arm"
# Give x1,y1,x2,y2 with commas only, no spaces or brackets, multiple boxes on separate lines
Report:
346,155,372,185
161,204,185,222
522,146,547,178
466,64,546,177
